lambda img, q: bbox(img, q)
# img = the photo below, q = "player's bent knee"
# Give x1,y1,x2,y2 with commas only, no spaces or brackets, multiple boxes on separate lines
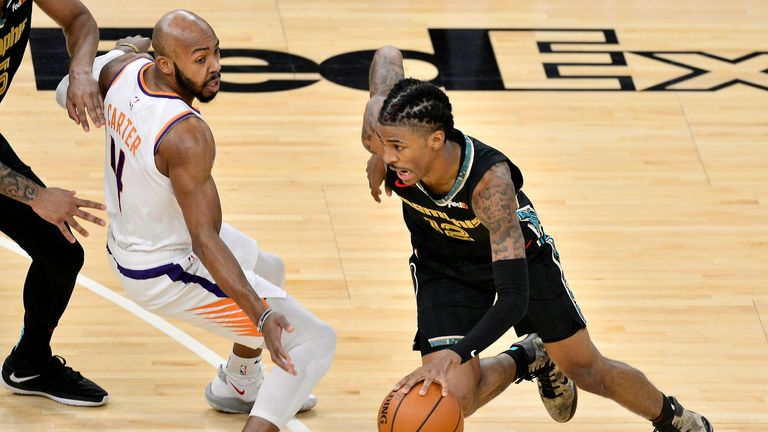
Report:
286,309,336,358
292,318,335,355
450,386,482,418
64,241,85,269
35,238,84,271
460,396,480,418
444,362,482,417
312,320,337,358
322,321,337,349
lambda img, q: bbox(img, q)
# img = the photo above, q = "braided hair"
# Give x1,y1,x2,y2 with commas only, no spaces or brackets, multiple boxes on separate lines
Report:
378,78,454,136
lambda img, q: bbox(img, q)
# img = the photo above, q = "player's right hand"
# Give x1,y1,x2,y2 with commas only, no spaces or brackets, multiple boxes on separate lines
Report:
261,310,297,375
393,349,460,397
366,154,390,202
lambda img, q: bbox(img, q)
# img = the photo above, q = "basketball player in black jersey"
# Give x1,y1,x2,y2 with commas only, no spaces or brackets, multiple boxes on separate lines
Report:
1,0,108,406
360,46,712,432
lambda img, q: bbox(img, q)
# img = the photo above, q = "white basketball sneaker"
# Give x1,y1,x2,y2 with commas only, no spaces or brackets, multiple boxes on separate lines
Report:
205,363,317,414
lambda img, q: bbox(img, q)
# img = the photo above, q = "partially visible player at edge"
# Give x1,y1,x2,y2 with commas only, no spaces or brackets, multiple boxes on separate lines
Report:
1,0,108,408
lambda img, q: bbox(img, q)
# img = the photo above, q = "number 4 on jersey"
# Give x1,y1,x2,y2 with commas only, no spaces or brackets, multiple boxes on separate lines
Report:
110,136,125,211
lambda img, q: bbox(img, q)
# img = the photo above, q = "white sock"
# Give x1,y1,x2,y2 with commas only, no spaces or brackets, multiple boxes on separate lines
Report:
226,351,262,378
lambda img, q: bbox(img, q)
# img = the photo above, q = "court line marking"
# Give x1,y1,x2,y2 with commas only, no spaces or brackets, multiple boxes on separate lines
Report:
0,234,310,432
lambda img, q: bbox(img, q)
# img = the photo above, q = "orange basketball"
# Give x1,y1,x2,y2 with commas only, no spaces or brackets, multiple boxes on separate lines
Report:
377,382,464,432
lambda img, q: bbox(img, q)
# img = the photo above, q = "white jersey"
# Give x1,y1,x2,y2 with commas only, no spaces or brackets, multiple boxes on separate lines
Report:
103,58,202,267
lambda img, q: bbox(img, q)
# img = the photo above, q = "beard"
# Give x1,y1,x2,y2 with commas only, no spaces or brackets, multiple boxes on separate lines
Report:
173,62,220,103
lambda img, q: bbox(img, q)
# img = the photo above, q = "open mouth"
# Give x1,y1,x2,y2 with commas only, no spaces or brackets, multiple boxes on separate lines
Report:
206,79,220,91
396,168,414,183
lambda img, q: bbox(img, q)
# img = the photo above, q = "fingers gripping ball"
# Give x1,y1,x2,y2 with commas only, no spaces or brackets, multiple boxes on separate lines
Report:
378,382,463,432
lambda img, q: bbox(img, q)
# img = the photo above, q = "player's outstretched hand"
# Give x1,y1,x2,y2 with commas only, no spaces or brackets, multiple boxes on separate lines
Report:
29,187,106,243
393,349,461,396
66,70,104,132
261,310,297,375
367,154,390,202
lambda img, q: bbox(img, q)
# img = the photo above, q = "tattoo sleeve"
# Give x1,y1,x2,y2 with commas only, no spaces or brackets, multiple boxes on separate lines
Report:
0,161,39,203
361,47,405,155
368,46,404,97
471,162,526,261
361,98,380,153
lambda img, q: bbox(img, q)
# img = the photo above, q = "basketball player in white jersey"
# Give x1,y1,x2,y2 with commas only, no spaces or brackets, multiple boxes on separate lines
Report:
56,10,336,432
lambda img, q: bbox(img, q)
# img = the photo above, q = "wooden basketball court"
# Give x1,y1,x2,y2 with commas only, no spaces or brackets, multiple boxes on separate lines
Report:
1,1,766,430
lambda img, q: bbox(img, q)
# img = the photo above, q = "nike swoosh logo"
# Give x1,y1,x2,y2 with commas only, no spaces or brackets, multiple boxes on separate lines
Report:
470,350,477,358
9,372,40,383
230,382,245,396
394,179,409,188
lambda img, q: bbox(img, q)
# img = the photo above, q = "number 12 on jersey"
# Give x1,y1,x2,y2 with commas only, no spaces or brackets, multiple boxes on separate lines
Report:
110,136,125,211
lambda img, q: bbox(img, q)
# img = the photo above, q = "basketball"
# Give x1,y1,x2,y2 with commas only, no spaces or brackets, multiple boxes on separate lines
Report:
377,382,464,432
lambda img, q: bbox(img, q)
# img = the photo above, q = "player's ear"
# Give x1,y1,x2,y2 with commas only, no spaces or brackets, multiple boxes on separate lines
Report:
428,129,445,150
155,55,174,75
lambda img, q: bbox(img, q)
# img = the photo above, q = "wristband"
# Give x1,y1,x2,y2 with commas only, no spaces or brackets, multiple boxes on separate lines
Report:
118,43,140,53
257,308,274,332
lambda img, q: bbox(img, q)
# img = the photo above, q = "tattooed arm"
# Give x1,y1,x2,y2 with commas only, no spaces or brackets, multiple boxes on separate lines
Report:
369,45,404,97
361,46,404,201
0,161,105,243
0,161,41,203
472,162,527,261
361,46,404,154
448,162,529,361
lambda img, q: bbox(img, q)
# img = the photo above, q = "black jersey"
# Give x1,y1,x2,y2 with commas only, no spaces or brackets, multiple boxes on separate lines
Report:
0,0,32,104
385,128,524,264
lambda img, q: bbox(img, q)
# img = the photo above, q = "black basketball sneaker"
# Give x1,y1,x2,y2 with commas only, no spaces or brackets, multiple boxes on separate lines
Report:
653,396,714,432
2,351,108,406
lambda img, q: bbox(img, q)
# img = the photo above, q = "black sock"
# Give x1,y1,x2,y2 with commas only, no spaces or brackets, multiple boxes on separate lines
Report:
651,394,675,426
12,327,53,368
501,345,529,380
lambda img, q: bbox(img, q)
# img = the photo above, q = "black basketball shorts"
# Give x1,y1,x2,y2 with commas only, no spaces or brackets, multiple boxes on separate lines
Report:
410,191,587,356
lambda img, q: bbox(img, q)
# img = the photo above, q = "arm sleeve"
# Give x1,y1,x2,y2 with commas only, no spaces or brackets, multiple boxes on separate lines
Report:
448,258,529,363
55,49,128,108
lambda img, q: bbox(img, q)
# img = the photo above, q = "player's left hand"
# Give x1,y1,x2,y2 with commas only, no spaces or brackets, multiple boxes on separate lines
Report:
66,71,104,132
366,154,390,202
393,349,461,396
261,310,297,376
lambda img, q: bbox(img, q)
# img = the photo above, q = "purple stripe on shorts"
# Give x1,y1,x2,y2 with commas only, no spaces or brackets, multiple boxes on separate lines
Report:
109,248,227,298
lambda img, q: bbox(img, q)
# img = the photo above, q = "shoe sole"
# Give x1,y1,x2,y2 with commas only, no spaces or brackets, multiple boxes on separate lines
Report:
558,384,578,423
205,383,251,413
1,378,108,407
204,383,317,414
